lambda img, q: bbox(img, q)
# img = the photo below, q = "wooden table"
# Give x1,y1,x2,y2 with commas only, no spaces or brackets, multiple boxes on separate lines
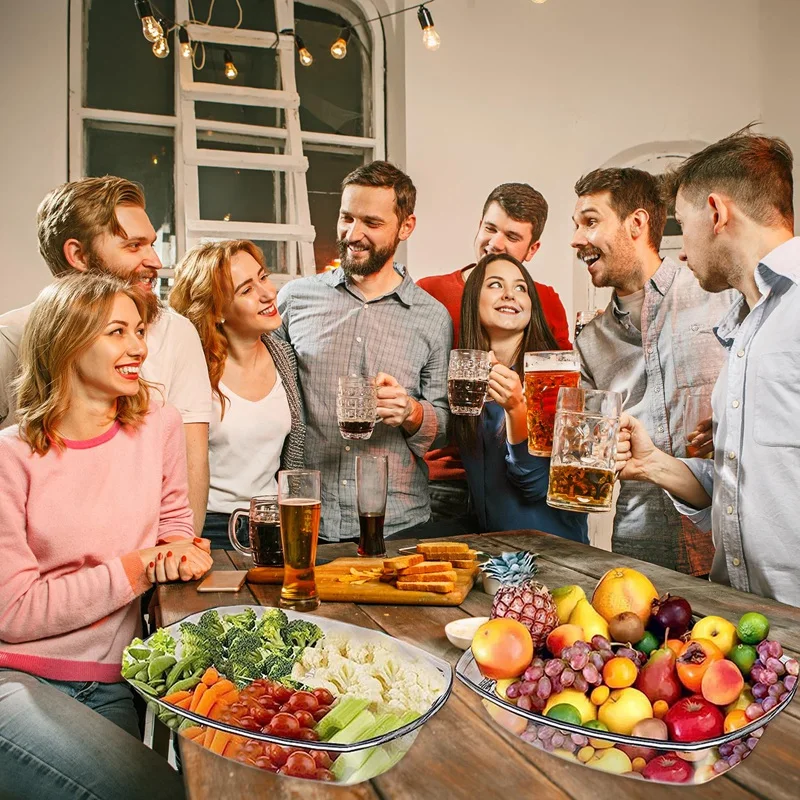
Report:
155,532,800,800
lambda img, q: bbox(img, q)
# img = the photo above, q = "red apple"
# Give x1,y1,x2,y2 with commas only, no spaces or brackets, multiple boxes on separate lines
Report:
665,695,724,742
641,753,694,783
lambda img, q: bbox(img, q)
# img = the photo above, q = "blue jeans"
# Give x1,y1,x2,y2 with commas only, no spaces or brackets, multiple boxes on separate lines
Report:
202,511,248,552
0,669,184,799
427,479,479,535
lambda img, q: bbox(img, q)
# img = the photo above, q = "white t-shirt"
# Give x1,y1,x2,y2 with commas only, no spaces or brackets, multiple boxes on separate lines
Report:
617,288,645,332
207,374,292,514
0,303,212,428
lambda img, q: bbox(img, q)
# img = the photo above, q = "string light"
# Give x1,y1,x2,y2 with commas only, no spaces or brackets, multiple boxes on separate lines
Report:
295,35,313,67
223,49,238,79
531,0,549,4
330,28,351,60
152,35,170,58
178,27,192,59
135,0,164,42
417,6,440,51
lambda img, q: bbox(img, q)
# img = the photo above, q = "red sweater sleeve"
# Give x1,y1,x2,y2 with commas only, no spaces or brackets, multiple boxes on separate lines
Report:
536,282,572,350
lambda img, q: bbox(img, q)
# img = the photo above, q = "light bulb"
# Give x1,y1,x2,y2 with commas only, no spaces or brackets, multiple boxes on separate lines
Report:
422,27,441,51
417,7,441,51
179,28,192,59
531,0,548,4
152,36,170,58
135,1,164,41
330,29,351,60
223,49,238,79
295,35,313,67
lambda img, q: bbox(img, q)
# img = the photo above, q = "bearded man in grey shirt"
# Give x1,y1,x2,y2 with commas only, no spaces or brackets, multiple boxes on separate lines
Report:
617,128,800,606
571,168,734,575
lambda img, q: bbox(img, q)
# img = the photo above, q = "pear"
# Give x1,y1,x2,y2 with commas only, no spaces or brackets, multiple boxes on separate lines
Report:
569,599,610,641
634,642,682,705
551,584,586,624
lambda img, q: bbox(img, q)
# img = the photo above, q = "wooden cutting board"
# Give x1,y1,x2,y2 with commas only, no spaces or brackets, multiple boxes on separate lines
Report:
246,557,480,606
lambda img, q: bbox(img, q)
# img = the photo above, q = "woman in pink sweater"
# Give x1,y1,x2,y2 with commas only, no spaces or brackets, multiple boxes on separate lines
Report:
0,273,213,799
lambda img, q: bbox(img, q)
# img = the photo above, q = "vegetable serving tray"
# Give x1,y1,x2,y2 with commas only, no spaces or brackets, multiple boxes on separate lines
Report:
245,557,480,605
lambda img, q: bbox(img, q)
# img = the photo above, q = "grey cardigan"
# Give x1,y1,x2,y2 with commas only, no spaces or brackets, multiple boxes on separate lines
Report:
262,333,305,470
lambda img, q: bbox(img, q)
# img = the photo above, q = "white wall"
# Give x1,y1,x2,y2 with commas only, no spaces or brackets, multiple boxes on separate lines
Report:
403,0,773,327
0,0,68,311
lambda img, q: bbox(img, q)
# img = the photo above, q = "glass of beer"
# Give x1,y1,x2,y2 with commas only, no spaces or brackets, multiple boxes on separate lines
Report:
684,388,713,459
337,376,378,440
574,309,603,338
355,455,388,557
524,351,581,456
448,349,491,415
228,495,282,567
278,470,321,611
547,387,623,513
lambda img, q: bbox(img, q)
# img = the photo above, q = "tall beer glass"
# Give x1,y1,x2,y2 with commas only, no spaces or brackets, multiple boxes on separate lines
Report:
448,349,491,415
278,470,321,611
547,388,622,513
355,455,388,557
337,376,378,440
524,351,581,456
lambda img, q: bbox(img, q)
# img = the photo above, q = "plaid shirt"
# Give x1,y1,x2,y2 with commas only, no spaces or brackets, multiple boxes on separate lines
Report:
576,258,735,575
277,265,452,542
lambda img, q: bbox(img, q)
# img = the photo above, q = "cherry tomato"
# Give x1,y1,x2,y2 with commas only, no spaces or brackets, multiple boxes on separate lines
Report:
315,768,335,782
252,706,276,725
229,702,248,715
310,750,332,769
242,740,263,756
272,685,293,703
297,728,319,742
287,691,319,713
256,695,277,708
293,710,315,729
268,712,301,737
267,744,290,767
312,705,330,721
238,716,261,731
312,688,335,706
284,751,318,779
254,755,274,771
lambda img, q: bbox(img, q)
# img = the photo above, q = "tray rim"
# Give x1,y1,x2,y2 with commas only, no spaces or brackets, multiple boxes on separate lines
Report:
128,604,453,753
455,647,796,752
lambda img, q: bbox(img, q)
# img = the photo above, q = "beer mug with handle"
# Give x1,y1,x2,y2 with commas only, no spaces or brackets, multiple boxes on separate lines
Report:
228,495,282,567
547,387,622,513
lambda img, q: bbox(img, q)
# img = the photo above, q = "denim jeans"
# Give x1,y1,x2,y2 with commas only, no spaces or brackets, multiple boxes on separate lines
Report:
202,511,248,552
427,479,479,535
0,669,184,800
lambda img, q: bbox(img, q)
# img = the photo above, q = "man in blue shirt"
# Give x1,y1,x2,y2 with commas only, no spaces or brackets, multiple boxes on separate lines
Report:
616,127,799,606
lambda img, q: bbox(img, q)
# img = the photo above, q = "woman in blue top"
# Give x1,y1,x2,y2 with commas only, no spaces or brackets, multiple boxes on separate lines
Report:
453,253,588,542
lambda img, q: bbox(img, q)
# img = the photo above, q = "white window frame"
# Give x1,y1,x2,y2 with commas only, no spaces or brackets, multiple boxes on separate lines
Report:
68,0,385,281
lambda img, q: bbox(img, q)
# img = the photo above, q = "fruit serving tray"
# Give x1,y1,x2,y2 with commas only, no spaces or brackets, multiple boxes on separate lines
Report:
127,605,453,785
455,647,797,785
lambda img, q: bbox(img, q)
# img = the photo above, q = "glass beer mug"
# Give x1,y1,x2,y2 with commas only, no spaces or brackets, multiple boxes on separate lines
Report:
546,388,622,513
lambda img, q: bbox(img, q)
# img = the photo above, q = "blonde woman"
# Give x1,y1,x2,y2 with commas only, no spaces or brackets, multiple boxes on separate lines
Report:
171,240,304,548
0,273,212,798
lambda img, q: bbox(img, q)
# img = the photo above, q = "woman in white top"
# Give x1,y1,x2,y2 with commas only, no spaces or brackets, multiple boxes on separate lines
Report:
171,241,305,549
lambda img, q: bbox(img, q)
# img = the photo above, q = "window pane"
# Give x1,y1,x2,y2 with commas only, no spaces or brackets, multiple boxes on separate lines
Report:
84,122,176,267
306,147,368,270
86,0,174,116
196,102,284,129
295,4,370,137
193,43,279,91
188,0,276,32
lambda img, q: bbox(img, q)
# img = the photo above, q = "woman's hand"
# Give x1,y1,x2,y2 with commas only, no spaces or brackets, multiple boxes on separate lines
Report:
487,353,524,412
139,541,213,584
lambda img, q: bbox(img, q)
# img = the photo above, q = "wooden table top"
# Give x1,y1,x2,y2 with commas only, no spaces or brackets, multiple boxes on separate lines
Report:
155,531,800,800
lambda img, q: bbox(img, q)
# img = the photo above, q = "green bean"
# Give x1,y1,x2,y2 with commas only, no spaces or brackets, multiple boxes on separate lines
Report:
147,654,177,681
129,678,159,696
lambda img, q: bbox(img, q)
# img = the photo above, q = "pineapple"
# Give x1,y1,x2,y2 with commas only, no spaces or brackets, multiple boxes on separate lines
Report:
482,552,558,650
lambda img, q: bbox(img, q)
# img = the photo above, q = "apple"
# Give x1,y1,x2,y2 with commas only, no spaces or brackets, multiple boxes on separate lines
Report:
618,718,668,762
665,695,724,742
586,747,633,774
691,615,738,655
641,753,694,783
482,699,527,736
598,688,653,735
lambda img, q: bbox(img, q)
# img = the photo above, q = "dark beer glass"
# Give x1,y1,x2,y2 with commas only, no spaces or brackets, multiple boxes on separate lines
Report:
448,349,491,415
228,495,282,567
337,376,378,440
355,455,388,557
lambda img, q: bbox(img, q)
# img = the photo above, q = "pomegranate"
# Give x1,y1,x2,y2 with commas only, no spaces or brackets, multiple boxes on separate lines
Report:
665,695,724,742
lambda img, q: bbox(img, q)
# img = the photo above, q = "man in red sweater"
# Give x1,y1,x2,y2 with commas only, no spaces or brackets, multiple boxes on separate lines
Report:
417,183,571,531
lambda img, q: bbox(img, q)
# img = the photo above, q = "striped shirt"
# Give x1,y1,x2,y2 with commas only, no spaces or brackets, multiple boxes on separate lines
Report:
277,265,452,542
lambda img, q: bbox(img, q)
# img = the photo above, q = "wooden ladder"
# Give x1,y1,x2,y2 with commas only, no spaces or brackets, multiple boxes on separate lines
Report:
174,0,316,277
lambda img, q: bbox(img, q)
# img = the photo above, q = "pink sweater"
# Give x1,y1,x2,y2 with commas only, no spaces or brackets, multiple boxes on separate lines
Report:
0,403,194,682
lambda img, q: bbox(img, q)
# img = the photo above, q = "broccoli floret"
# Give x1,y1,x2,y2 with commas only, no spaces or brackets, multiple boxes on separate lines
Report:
149,628,176,655
197,610,225,639
179,621,222,670
223,608,257,633
283,619,323,652
262,653,294,681
256,608,289,650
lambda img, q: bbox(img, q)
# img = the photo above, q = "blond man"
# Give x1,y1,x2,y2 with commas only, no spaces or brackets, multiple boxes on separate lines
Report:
0,177,212,531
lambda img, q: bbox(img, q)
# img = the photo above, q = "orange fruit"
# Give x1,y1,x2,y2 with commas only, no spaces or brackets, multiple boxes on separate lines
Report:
602,656,639,688
591,568,659,625
472,618,533,680
724,709,749,733
653,700,669,719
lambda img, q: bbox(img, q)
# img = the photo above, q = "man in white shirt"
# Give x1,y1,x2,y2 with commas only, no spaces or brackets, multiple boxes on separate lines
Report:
0,177,212,532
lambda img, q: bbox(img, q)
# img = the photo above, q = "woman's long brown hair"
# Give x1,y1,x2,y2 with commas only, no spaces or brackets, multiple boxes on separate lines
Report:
452,253,560,454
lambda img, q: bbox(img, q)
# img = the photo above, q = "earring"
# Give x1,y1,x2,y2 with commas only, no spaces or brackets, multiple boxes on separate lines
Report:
219,318,226,325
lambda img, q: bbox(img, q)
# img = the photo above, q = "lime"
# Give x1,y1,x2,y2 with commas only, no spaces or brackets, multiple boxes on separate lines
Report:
634,630,659,656
737,612,770,645
545,703,582,726
585,720,609,732
729,643,758,677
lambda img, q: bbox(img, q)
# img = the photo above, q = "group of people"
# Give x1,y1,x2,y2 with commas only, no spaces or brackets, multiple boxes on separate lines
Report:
0,126,798,795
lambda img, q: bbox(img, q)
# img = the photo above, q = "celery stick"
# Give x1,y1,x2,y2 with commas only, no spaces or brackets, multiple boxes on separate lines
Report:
330,714,401,782
315,697,370,741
